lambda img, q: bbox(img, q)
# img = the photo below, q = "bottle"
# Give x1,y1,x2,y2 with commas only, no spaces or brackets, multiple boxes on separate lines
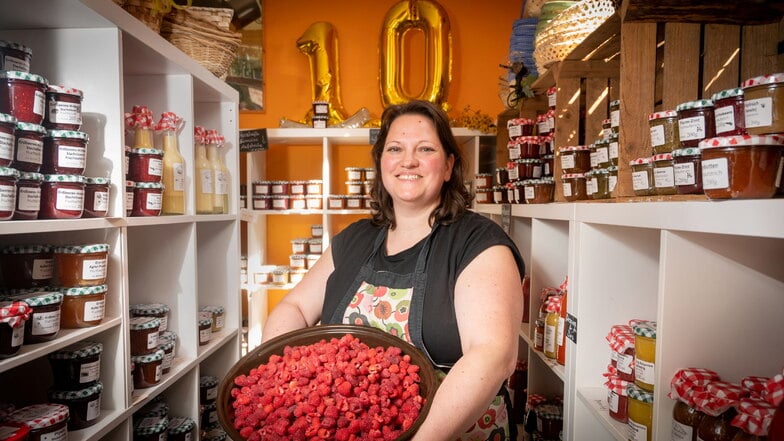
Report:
217,143,230,214
556,288,567,365
125,105,154,149
206,130,229,214
157,112,185,215
543,295,560,359
534,319,544,352
194,126,213,214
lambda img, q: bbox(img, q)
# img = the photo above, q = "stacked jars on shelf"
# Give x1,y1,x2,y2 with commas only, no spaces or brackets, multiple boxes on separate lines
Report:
326,166,374,210
132,398,198,441
46,340,105,430
522,393,564,441
199,375,227,438
251,178,325,210
531,277,568,367
255,223,324,287
198,303,226,346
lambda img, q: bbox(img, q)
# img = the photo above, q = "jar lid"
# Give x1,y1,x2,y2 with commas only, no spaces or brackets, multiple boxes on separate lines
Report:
203,426,227,441
0,301,32,327
85,177,110,185
15,122,46,134
49,340,103,359
741,72,784,89
130,303,171,315
508,117,535,125
135,181,164,189
200,375,219,388
46,85,84,98
605,375,630,395
629,156,653,166
608,133,618,141
46,130,89,141
167,416,196,435
18,171,43,181
159,330,177,344
520,158,543,164
0,71,48,86
592,167,609,175
345,166,363,171
561,173,586,179
199,318,212,326
711,87,743,101
607,165,618,172
0,40,32,55
632,320,657,338
0,113,17,124
134,416,169,435
48,382,103,400
6,404,69,430
668,368,721,405
699,134,784,149
129,316,161,330
200,305,225,315
676,99,714,111
4,291,62,307
602,118,611,125
306,179,323,183
672,147,701,157
158,341,174,351
627,383,654,403
546,87,557,95
308,238,322,244
131,349,165,363
652,153,673,161
542,154,554,159
610,99,620,106
53,243,109,254
740,376,770,396
558,145,589,152
648,110,678,121
475,173,492,177
129,148,163,155
536,404,562,420
0,167,18,178
42,174,85,183
139,400,169,418
59,284,108,296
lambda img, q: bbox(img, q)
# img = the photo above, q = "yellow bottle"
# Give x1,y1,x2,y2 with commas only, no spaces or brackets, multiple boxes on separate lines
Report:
126,105,154,149
216,142,230,214
158,112,185,215
543,295,561,359
206,130,225,214
195,126,214,214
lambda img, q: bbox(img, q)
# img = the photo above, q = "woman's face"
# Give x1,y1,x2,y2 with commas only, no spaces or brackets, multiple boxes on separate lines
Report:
380,113,454,209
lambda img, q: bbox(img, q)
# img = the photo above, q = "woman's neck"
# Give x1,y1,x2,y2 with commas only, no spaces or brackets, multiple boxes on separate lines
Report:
386,210,433,255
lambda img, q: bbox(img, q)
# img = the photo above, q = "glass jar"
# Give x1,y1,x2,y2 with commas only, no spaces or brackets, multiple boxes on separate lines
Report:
125,180,134,216
4,291,62,344
0,113,16,167
522,178,553,204
536,114,548,136
129,316,160,356
542,154,554,177
608,324,635,383
627,383,654,441
12,122,45,172
271,194,290,210
44,85,83,131
0,71,48,125
251,180,270,196
536,404,563,439
167,416,196,441
327,194,345,209
200,375,219,404
670,368,721,441
13,171,42,219
53,243,109,287
507,117,535,139
494,167,509,186
518,158,543,180
59,284,107,328
474,173,492,189
0,40,32,72
610,99,621,132
608,165,618,194
132,181,163,216
493,185,509,204
0,168,16,221
130,303,171,332
158,339,174,374
673,400,707,441
128,148,163,183
672,148,703,195
345,166,364,181
592,139,612,168
677,99,716,148
199,305,225,332
48,382,102,430
134,415,170,441
40,174,85,219
632,320,657,392
270,180,289,195
206,134,228,214
83,177,109,218
48,340,102,389
518,136,541,159
588,168,611,199
607,375,630,423
630,157,655,196
602,118,612,139
547,87,557,109
561,173,588,201
159,330,177,359
6,404,69,441
741,72,784,135
0,244,53,289
652,153,677,195
697,408,740,441
559,146,591,174
132,350,165,389
507,161,520,183
712,88,745,136
699,134,784,199
0,301,30,358
534,319,544,351
648,110,680,154
608,133,620,165
159,121,186,215
309,238,323,254
198,317,212,345
271,266,289,285
251,195,271,210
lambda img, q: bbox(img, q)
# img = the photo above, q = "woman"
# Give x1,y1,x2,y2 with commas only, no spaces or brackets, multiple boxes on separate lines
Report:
262,100,525,440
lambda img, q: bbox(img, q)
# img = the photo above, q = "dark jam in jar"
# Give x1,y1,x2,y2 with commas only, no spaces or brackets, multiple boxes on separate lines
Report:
130,317,160,356
561,173,588,201
200,375,219,404
6,404,69,441
0,112,16,167
42,130,88,175
48,382,103,430
48,340,102,389
167,416,196,441
131,181,163,216
127,148,164,183
672,148,703,194
11,122,45,172
83,177,110,218
559,146,591,174
712,88,745,136
0,301,30,358
0,40,32,72
3,291,62,344
13,171,42,219
676,99,716,148
134,416,170,441
132,349,165,389
39,174,85,219
0,244,54,290
0,71,48,125
44,85,83,131
0,167,17,220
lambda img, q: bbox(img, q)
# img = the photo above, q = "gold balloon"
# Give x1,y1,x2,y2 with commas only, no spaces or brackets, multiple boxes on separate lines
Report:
380,0,452,110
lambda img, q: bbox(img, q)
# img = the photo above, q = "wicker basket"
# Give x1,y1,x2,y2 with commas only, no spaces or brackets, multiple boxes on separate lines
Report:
123,0,165,33
161,17,242,78
113,0,126,7
166,6,234,31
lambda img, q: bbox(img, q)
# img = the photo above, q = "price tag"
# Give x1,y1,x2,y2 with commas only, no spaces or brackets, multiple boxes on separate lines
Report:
239,128,268,152
565,313,577,344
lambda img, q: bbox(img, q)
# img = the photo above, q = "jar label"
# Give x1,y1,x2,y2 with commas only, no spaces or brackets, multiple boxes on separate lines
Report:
11,325,23,347
609,175,617,192
631,170,650,191
55,187,84,211
672,420,693,441
560,154,575,171
650,124,666,147
678,115,706,141
92,190,109,212
508,125,522,138
509,145,521,160
307,184,321,193
609,390,619,413
33,90,45,118
163,351,173,370
654,166,675,188
200,169,214,194
674,162,696,186
292,243,305,254
562,182,572,197
32,310,60,335
611,109,620,127
544,162,551,176
82,258,107,281
609,141,619,159
587,177,598,195
18,186,41,211
0,131,13,160
80,359,101,383
544,322,556,355
155,364,162,381
538,121,548,133
254,184,269,194
291,183,305,194
635,358,655,385
157,316,168,332
532,166,542,178
216,171,229,195
207,385,218,400
49,100,82,125
272,198,288,209
595,147,609,165
147,331,159,350
40,425,67,441
547,115,555,131
83,299,105,322
702,158,730,190
548,93,556,108
215,314,225,329
347,198,361,208
173,162,185,191
147,158,163,176
3,55,29,73
16,137,43,165
200,328,211,343
145,192,162,210
524,186,535,201
628,418,648,441
744,97,773,128
328,198,343,208
590,152,599,168
125,190,133,212
0,185,14,211
508,167,519,181
86,396,101,421
714,105,736,134
617,353,634,375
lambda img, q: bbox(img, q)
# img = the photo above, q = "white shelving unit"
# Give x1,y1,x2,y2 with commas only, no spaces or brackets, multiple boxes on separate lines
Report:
476,200,784,441
0,1,240,439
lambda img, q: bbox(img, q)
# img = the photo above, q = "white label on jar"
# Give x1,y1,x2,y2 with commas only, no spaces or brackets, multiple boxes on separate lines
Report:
548,93,557,108
328,198,343,208
200,328,211,343
272,184,285,193
672,420,693,441
0,131,13,160
609,175,618,192
562,182,572,197
33,90,45,118
32,310,60,335
173,162,185,191
207,385,218,400
272,198,288,209
86,396,101,421
157,316,168,332
147,330,159,349
544,162,551,176
10,325,23,347
155,363,162,381
586,177,598,195
49,100,82,125
125,190,134,212
82,257,107,280
147,158,163,176
162,350,173,370
3,55,29,73
654,166,675,188
609,390,619,413
611,109,620,127
507,167,519,181
714,105,736,134
590,151,599,168
744,97,773,128
610,141,619,159
93,191,109,212
55,187,84,211
347,183,361,194
347,198,361,208
649,124,665,147
547,115,554,131
674,162,696,186
508,125,522,138
292,243,305,253
216,171,229,195
254,184,269,194
610,349,618,363
532,165,542,178
291,183,304,194
628,418,648,441
557,316,566,347
145,192,162,210
544,323,556,354
635,358,655,385
16,137,43,165
702,157,729,190
596,147,609,164
83,299,105,322
18,186,41,211
631,170,650,191
534,329,543,349
538,121,548,133
307,184,321,193
0,185,14,211
493,190,502,202
215,314,225,329
253,198,266,210
561,154,575,170
617,353,634,375
678,115,706,141
475,192,488,203
200,169,214,194
80,359,100,383
40,425,67,441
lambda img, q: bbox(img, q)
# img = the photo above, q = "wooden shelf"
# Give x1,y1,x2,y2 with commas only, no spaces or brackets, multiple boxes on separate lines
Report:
620,0,784,25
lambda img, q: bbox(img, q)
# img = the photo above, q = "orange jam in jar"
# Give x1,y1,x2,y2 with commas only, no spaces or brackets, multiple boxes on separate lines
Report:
59,284,107,328
699,134,784,199
561,173,588,201
53,243,109,287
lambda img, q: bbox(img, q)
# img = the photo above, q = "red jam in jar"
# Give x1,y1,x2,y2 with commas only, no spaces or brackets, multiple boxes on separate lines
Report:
42,130,88,175
12,121,45,172
6,404,69,441
0,112,16,166
712,88,746,136
48,340,103,389
699,134,784,199
83,177,110,218
507,118,535,139
48,382,102,430
130,317,160,356
59,284,107,328
53,243,109,287
561,173,588,201
39,174,85,219
13,171,42,219
741,72,784,135
4,291,63,344
44,85,83,131
0,244,53,289
672,148,703,194
131,181,163,216
0,167,17,220
127,148,164,183
518,136,541,159
677,99,716,148
0,40,32,72
132,349,165,389
559,146,591,174
0,301,31,358
0,71,48,125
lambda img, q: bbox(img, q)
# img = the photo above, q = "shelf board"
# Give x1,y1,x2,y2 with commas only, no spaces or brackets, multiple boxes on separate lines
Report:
68,408,127,441
262,127,487,146
532,347,566,381
519,323,533,347
0,218,117,236
197,327,240,362
577,387,628,441
620,0,784,25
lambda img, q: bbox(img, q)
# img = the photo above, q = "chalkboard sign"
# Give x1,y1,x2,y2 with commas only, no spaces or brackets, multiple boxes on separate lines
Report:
565,313,577,344
239,128,268,152
368,128,380,145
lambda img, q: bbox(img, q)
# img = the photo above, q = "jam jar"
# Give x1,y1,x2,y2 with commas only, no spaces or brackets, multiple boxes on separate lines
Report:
547,86,557,109
523,178,554,204
134,415,169,441
0,300,30,358
0,40,32,72
13,171,42,219
0,244,53,289
59,284,107,328
677,99,716,148
632,320,656,392
602,118,612,138
83,177,110,218
345,166,364,181
41,130,88,174
0,167,16,220
167,416,196,441
627,383,654,441
125,180,134,216
131,181,163,216
53,243,109,287
630,157,655,196
0,71,48,125
309,238,323,254
559,146,591,174
518,158,543,180
610,99,621,133
507,118,535,139
712,88,745,136
130,316,160,356
199,305,225,332
474,173,492,189
4,291,62,344
130,303,171,332
270,180,289,195
44,86,83,131
607,165,618,194
11,122,45,172
474,187,492,204
588,168,611,199
648,110,680,154
201,402,219,427
6,404,69,441
652,153,677,195
306,194,322,209
535,404,563,439
672,148,703,195
492,185,509,204
127,148,163,183
742,72,784,135
159,330,177,359
608,324,635,383
0,422,29,441
699,134,784,199
200,375,219,404
198,317,212,345
39,174,85,219
132,349,165,389
591,139,612,168
518,136,541,159
271,194,290,210
48,340,102,389
48,382,102,430
561,173,588,201
202,425,227,441
669,368,720,441
731,398,776,441
0,113,16,166
495,167,509,186
607,374,630,423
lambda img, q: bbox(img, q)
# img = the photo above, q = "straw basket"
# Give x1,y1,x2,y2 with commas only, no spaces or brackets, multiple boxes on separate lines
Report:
123,0,165,33
166,6,234,31
160,12,242,78
533,0,616,72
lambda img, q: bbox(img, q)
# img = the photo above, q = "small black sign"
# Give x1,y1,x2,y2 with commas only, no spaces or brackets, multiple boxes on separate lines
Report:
369,128,380,145
501,204,511,234
565,313,577,344
239,128,268,152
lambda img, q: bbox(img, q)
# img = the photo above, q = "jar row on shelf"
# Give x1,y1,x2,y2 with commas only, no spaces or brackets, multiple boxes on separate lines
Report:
476,178,558,205
345,166,376,182
132,397,207,441
0,169,111,220
520,393,564,441
250,194,371,211
252,261,320,286
507,135,556,162
251,179,323,197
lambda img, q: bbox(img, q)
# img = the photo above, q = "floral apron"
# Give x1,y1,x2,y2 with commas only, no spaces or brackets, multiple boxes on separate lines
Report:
326,226,515,441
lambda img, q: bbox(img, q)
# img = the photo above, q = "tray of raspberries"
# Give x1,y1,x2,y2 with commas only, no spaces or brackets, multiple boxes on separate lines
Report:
218,324,439,441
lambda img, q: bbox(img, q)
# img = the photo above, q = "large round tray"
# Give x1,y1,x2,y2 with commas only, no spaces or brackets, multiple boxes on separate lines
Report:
218,324,439,440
